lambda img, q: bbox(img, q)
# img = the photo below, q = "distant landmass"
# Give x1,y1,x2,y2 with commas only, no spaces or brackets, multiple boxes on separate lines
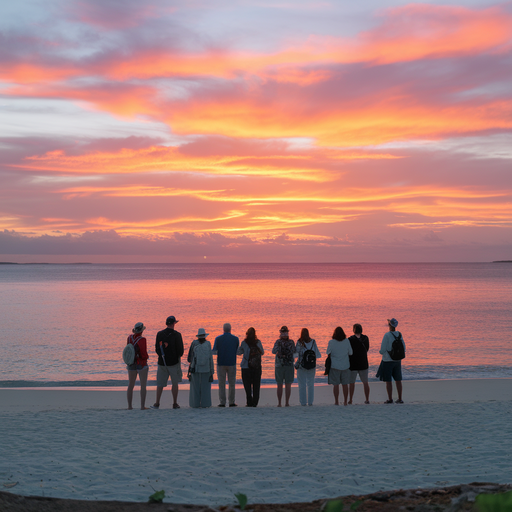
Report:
493,260,512,263
0,262,92,265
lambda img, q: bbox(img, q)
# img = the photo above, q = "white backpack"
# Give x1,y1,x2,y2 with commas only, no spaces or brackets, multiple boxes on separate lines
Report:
192,341,210,369
123,336,139,365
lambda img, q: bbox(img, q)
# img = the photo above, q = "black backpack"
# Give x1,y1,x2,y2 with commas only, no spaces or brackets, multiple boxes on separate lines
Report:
301,341,317,369
248,344,262,369
278,339,295,366
388,332,405,361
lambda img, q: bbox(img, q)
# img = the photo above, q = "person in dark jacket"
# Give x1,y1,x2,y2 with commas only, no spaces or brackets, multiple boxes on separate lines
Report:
348,323,370,404
150,315,184,410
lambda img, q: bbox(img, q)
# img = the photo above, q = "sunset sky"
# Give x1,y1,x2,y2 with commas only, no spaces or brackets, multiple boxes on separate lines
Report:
1,0,511,262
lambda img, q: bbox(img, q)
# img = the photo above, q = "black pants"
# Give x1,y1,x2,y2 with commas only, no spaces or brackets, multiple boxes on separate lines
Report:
241,367,262,407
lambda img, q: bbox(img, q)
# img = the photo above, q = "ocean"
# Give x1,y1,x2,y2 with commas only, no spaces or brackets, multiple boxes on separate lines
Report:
1,262,511,387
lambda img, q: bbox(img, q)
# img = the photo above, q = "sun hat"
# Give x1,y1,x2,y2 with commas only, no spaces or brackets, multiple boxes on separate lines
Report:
388,318,399,328
279,325,289,333
196,327,209,338
166,315,178,325
133,322,146,333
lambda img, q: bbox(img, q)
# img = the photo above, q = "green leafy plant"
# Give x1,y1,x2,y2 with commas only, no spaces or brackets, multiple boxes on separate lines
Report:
235,492,248,510
325,499,344,512
350,500,362,510
148,489,165,503
475,491,512,512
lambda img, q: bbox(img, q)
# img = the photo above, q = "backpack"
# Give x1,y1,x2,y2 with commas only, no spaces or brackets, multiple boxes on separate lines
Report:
278,339,295,366
123,336,140,365
301,341,317,369
193,341,211,369
248,344,262,369
388,332,405,361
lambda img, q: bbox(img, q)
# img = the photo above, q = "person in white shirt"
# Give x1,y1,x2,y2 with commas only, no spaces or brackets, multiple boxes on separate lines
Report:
326,326,353,406
377,318,406,404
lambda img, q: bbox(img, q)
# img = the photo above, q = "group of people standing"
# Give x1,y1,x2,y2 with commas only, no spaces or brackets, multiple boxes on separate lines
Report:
125,316,405,410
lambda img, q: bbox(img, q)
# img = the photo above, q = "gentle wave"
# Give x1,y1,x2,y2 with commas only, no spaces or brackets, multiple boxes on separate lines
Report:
1,365,511,388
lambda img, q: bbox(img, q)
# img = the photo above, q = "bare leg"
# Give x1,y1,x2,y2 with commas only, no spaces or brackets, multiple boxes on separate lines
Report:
172,383,179,406
349,382,355,404
276,383,283,406
386,381,393,401
285,383,291,406
138,368,149,409
154,386,163,406
127,371,137,409
342,384,349,406
363,381,370,403
333,384,340,405
396,381,403,401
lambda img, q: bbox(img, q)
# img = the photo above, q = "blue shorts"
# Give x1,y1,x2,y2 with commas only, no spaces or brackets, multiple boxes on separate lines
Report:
127,364,148,372
377,361,402,382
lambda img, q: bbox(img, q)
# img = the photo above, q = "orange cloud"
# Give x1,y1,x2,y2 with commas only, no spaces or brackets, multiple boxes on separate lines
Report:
95,6,512,82
2,5,511,85
11,145,400,180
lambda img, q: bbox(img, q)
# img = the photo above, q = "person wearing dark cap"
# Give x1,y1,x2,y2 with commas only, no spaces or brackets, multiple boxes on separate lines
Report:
377,318,405,404
126,322,149,410
150,316,184,410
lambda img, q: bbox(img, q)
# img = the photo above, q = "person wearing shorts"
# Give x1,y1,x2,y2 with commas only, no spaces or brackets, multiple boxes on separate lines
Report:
151,315,184,410
377,318,406,404
126,322,149,410
272,326,295,407
326,326,353,406
348,324,370,404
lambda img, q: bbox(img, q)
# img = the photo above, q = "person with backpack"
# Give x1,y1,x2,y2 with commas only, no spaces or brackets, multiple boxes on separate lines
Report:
125,322,149,410
187,328,214,408
237,327,264,407
150,315,184,410
377,318,406,404
348,323,370,404
326,326,353,406
272,326,296,407
295,328,321,406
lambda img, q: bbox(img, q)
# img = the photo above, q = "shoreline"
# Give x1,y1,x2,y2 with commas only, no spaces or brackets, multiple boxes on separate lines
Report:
1,378,511,411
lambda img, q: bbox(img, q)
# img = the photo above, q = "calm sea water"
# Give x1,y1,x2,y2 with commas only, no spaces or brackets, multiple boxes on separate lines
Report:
1,262,511,387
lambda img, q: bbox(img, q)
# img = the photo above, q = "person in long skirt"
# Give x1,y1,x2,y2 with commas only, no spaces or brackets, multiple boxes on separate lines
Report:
187,328,214,408
126,322,149,410
295,328,321,406
238,327,264,407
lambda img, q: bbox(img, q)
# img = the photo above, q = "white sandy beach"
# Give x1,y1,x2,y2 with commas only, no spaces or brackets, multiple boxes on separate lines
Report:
1,379,511,506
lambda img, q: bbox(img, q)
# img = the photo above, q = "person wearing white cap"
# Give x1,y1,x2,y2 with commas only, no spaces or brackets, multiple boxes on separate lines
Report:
187,328,214,408
377,318,406,404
